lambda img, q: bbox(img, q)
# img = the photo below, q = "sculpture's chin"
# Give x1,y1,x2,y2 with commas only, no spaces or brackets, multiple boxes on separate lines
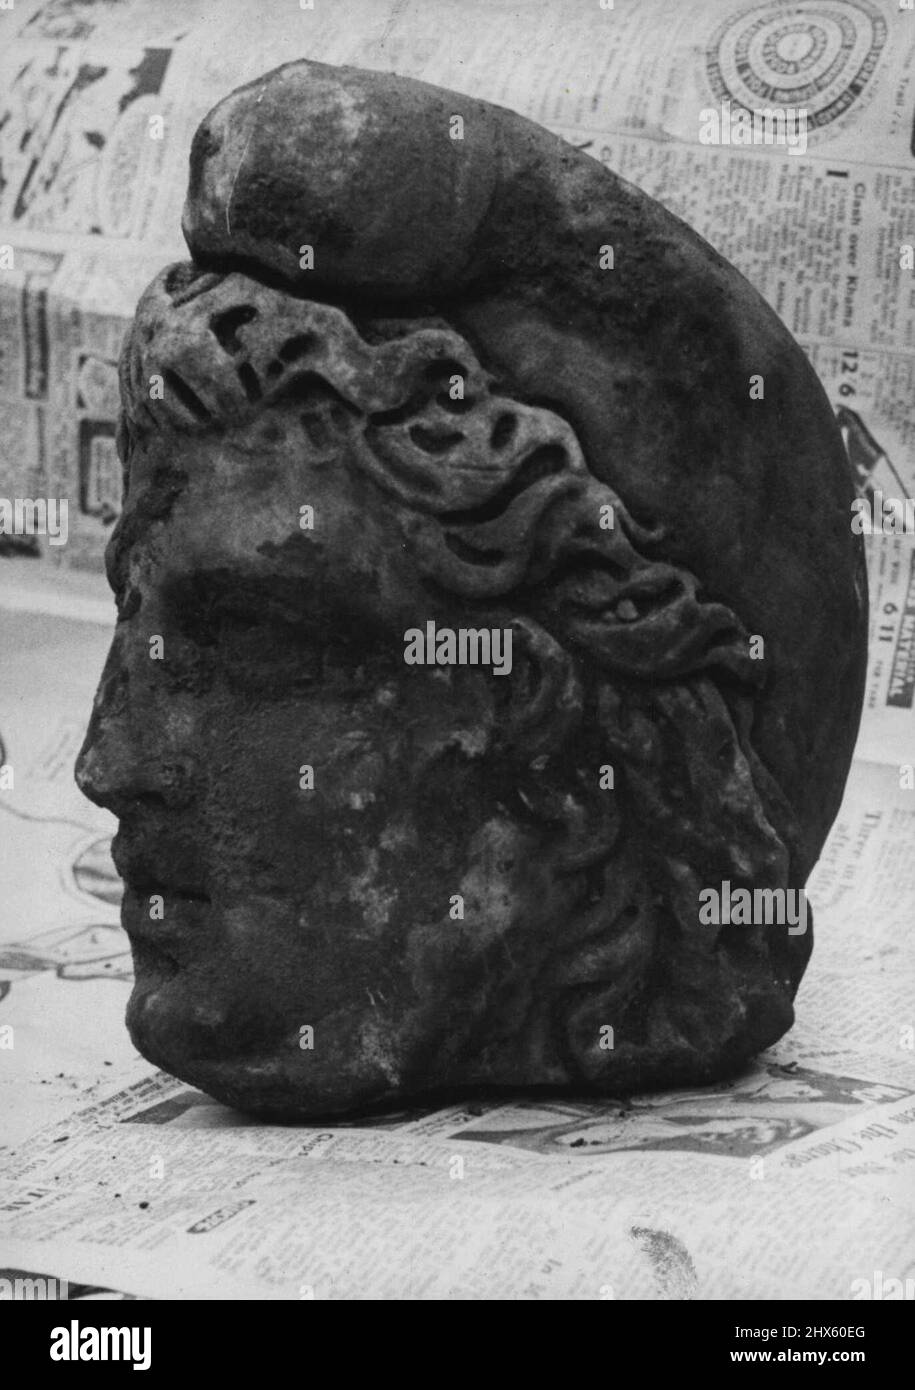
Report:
124,931,423,1119
124,974,404,1119
125,955,240,1070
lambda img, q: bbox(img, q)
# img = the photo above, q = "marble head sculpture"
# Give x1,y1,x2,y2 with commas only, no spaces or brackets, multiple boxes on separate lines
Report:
75,60,867,1118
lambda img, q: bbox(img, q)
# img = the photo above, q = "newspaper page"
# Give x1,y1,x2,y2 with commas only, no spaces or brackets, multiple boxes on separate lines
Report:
1,0,914,1300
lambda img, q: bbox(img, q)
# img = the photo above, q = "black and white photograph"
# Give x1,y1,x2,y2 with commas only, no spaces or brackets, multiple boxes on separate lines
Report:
0,0,913,1342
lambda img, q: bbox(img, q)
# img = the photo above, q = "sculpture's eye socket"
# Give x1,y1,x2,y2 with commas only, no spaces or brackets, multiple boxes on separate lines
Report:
161,574,387,700
162,575,322,695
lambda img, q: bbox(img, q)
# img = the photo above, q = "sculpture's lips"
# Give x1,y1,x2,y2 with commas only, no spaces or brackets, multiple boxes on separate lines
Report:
121,883,211,971
112,829,210,903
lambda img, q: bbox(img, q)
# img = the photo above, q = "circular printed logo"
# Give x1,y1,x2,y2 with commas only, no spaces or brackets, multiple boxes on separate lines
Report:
706,1,887,132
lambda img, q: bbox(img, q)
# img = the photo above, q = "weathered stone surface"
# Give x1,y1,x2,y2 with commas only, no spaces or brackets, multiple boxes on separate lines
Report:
75,60,867,1119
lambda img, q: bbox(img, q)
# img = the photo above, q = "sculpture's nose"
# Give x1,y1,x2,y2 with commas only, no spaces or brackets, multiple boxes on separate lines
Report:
75,647,197,814
75,719,145,814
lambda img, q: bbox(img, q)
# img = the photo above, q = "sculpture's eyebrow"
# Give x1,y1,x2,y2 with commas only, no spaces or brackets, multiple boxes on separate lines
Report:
106,459,191,597
163,570,395,661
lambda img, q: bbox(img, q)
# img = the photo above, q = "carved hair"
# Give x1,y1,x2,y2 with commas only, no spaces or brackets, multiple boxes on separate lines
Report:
118,263,806,1083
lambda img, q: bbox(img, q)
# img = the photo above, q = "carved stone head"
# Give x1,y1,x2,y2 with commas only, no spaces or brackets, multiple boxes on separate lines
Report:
75,60,867,1118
